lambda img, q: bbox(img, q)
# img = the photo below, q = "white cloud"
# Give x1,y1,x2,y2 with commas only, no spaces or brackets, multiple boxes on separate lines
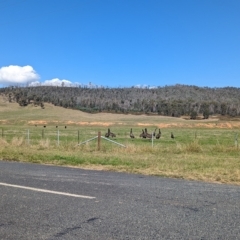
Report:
29,78,79,87
0,65,40,85
134,84,157,89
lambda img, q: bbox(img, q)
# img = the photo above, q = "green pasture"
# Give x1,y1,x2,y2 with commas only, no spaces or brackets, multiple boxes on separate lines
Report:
0,99,240,185
0,124,239,149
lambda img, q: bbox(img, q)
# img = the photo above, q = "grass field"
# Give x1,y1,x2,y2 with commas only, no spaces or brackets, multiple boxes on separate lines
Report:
1,95,240,185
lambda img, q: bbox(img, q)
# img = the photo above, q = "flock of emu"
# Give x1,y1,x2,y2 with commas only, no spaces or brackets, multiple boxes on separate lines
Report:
105,128,175,139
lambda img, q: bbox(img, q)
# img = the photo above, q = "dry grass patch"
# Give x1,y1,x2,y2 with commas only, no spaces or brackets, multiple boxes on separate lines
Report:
38,139,51,149
11,137,25,146
0,140,240,185
0,138,9,147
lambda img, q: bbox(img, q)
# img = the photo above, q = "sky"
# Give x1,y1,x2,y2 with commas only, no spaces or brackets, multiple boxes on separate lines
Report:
0,0,239,88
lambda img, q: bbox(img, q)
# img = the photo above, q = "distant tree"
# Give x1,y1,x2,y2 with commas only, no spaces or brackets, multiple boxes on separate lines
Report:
18,97,28,106
40,102,45,109
203,108,210,119
221,103,227,115
228,107,237,117
190,110,198,119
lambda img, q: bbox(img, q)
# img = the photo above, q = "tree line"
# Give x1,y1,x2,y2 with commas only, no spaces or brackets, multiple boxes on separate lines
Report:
1,84,240,118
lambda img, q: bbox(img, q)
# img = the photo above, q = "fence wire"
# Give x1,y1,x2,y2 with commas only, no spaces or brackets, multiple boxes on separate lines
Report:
0,127,239,148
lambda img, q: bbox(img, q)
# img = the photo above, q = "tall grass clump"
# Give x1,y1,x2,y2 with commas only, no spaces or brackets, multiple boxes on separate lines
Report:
211,143,240,154
0,138,9,147
38,138,51,149
183,140,202,153
11,137,25,147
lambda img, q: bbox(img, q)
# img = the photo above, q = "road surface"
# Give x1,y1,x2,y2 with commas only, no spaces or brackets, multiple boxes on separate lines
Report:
0,160,240,239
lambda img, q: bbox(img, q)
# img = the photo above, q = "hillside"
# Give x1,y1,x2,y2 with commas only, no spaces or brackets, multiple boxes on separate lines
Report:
1,84,240,118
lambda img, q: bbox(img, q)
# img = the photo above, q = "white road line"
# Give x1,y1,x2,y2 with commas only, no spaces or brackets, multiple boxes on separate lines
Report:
0,182,95,199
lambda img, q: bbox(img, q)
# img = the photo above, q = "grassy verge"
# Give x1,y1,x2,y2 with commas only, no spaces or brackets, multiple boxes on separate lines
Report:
1,134,240,185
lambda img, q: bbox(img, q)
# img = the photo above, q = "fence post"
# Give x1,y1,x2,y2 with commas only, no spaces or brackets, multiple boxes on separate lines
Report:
235,133,238,148
98,131,101,150
27,129,30,145
57,130,60,146
152,132,154,148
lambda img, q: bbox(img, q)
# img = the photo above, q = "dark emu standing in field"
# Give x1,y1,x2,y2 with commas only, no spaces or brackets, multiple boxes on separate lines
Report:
156,129,161,139
144,128,154,139
105,128,116,138
139,129,146,138
153,128,157,137
130,128,135,139
171,132,175,139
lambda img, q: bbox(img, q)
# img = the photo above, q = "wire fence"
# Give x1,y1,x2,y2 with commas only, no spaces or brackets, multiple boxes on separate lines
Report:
1,128,87,145
0,127,239,149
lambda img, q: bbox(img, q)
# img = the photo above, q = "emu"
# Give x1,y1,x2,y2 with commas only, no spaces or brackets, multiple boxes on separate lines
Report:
130,128,135,138
109,129,116,138
105,128,116,138
156,129,161,139
153,128,157,137
171,132,175,139
65,126,67,129
105,128,110,137
144,128,153,139
139,129,146,138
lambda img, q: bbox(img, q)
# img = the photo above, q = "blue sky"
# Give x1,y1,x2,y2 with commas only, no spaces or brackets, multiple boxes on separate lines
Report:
0,0,239,88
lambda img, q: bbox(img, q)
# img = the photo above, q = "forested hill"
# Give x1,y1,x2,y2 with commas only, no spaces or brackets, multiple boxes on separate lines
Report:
1,85,240,118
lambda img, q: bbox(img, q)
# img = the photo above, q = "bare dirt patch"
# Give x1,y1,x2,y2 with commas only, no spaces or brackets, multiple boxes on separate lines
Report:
28,120,49,125
26,119,240,129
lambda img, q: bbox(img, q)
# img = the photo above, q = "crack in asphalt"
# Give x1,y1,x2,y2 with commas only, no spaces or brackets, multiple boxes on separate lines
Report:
52,217,101,238
53,225,82,238
0,221,15,227
86,217,99,223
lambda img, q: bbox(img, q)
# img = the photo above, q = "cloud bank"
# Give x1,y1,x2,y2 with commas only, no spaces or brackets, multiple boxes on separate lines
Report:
0,65,39,85
29,78,79,87
134,84,157,89
0,65,79,87
1,64,144,88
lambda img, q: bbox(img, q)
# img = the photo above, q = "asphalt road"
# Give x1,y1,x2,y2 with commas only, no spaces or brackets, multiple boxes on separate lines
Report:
0,160,240,240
